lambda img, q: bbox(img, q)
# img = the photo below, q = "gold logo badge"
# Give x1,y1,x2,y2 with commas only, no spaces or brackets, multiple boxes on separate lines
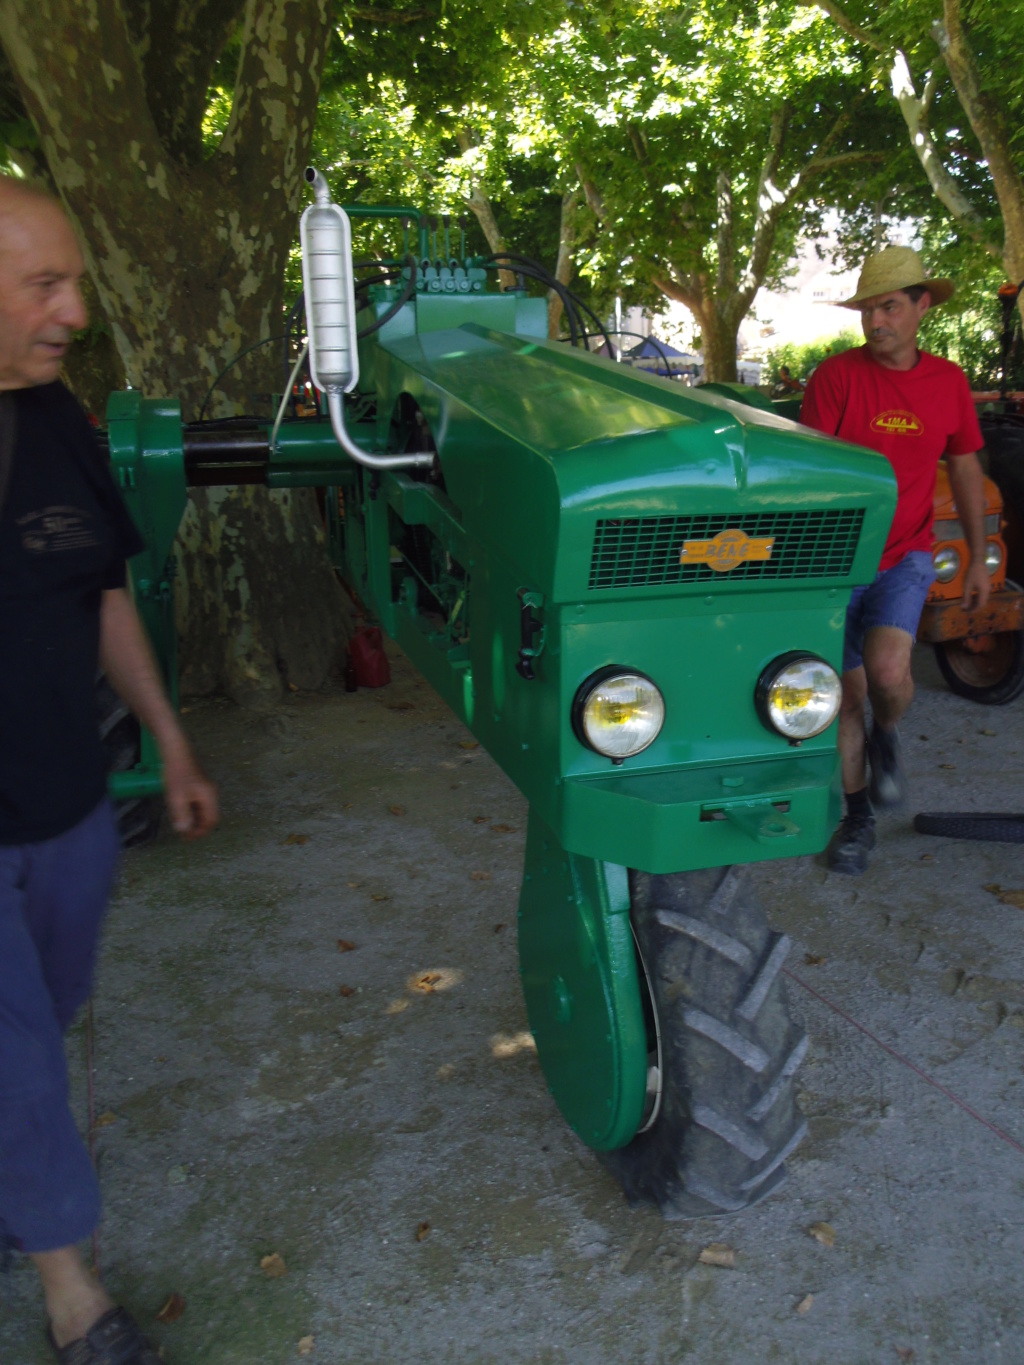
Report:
680,528,775,572
870,409,923,436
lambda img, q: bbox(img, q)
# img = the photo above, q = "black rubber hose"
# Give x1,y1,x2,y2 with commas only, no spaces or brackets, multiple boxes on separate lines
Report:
356,255,417,339
486,250,617,357
914,812,1024,843
480,257,584,347
479,252,584,346
604,328,677,376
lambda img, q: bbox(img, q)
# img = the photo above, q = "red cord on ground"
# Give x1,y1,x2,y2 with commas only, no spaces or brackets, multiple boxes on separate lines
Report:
784,967,1024,1157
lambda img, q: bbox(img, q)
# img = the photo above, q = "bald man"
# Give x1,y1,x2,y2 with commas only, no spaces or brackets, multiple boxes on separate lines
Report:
0,178,217,1363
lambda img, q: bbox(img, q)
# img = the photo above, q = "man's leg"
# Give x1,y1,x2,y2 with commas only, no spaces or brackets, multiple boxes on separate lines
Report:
862,625,916,808
828,661,878,875
31,1247,113,1349
0,802,119,1347
837,662,869,795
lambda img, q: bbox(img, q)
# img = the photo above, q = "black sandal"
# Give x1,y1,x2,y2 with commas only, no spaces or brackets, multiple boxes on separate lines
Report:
47,1307,163,1365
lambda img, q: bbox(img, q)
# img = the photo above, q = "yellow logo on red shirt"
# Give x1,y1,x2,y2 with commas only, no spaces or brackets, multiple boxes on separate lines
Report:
870,409,923,436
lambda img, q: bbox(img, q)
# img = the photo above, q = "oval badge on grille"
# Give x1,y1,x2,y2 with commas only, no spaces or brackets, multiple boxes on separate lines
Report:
680,528,775,572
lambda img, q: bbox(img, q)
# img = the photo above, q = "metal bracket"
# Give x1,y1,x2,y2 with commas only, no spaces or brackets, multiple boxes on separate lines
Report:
516,588,546,680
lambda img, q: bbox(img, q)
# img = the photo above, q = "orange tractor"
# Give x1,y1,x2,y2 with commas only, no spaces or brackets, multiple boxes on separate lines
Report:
916,462,1024,703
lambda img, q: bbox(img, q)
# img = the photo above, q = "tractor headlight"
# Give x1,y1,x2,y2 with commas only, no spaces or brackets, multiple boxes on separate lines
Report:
933,545,961,583
573,669,665,760
985,540,1003,576
756,653,841,742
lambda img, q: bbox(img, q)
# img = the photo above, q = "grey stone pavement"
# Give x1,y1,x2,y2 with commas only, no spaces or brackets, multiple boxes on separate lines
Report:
1,644,1023,1365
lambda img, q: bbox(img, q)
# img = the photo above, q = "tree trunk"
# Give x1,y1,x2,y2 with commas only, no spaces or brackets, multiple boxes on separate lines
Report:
548,189,579,338
700,311,740,383
0,0,350,705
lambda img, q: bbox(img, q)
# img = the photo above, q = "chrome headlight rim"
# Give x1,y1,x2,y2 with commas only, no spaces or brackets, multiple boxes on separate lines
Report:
755,650,842,744
932,543,961,583
571,666,666,762
985,539,1004,576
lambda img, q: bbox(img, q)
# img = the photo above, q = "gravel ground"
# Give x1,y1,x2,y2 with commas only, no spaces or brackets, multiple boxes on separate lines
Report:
1,644,1022,1365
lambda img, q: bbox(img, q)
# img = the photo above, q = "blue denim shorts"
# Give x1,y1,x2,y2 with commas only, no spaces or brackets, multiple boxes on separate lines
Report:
843,549,936,673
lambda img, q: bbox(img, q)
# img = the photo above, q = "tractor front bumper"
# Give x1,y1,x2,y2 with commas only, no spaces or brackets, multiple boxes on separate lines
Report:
556,751,840,873
917,586,1024,644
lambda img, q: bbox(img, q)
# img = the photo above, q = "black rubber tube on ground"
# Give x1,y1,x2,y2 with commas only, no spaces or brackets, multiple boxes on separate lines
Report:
599,865,808,1217
914,812,1024,842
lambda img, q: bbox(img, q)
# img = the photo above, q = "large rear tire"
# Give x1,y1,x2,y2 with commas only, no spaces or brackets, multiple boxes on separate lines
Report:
600,865,807,1217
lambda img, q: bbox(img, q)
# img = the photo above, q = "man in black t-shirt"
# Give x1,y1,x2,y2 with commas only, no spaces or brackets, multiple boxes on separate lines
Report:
0,178,218,1363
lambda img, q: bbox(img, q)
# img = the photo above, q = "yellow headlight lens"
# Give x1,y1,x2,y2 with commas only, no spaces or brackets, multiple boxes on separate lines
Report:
762,656,841,741
580,673,665,759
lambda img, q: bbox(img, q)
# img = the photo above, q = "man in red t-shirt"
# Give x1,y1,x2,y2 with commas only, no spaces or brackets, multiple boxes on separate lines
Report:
801,246,988,875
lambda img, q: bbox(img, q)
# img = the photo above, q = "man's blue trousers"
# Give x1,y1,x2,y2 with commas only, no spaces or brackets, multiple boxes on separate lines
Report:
0,799,119,1255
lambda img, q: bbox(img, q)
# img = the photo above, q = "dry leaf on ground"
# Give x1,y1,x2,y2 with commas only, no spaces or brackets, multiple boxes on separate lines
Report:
337,939,357,953
155,1294,186,1324
388,804,406,816
416,1221,431,1241
459,740,479,750
979,728,996,736
414,973,442,993
984,884,1024,909
494,923,505,934
808,1222,836,1248
491,824,514,833
297,1337,315,1355
473,815,490,824
938,763,956,770
697,1243,735,1268
371,893,390,903
338,985,355,998
895,1350,915,1362
284,833,309,845
260,1253,287,1278
795,1294,814,1316
387,701,414,711
471,870,491,881
803,953,826,966
93,1111,117,1129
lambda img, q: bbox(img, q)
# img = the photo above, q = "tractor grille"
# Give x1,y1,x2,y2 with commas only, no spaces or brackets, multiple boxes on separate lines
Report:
588,509,865,590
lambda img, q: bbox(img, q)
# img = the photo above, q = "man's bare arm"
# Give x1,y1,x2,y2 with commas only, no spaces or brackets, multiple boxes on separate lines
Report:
946,452,991,612
99,587,219,838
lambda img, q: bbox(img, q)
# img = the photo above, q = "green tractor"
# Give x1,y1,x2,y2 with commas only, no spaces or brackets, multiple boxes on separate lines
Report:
105,171,896,1216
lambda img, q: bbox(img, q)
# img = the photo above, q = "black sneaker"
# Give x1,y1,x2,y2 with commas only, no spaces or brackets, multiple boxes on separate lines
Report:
867,724,907,809
826,811,876,876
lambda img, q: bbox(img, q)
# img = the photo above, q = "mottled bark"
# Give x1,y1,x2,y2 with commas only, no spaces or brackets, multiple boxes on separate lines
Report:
0,0,350,704
547,189,579,339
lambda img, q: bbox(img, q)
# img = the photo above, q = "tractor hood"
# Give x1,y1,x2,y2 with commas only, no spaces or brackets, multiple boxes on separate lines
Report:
379,324,897,602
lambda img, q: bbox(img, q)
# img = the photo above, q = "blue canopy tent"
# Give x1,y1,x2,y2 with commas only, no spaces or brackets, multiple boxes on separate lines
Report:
623,335,700,378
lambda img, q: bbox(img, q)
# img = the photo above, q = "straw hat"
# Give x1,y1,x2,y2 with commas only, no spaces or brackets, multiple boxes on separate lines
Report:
839,246,954,309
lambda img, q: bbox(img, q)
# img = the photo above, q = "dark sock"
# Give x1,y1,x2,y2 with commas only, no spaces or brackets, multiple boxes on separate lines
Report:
845,787,873,819
871,723,898,757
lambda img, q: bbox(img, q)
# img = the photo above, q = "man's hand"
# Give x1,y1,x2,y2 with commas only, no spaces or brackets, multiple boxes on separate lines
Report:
962,557,992,613
162,745,219,839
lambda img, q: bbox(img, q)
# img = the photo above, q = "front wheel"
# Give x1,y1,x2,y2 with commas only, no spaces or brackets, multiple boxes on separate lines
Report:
600,865,808,1217
934,613,1024,706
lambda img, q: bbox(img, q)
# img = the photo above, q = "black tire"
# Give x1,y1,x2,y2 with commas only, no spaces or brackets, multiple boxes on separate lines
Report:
982,420,1024,583
914,811,1024,843
600,865,807,1217
96,677,162,848
933,582,1024,704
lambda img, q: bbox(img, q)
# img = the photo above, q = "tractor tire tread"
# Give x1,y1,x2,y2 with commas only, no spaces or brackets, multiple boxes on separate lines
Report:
599,865,807,1218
